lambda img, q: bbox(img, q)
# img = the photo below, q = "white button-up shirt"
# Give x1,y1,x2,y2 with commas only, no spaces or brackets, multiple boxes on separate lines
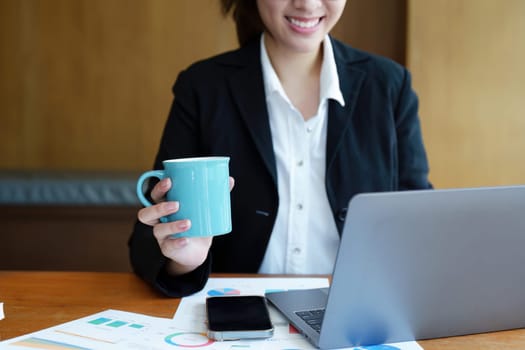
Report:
258,34,345,274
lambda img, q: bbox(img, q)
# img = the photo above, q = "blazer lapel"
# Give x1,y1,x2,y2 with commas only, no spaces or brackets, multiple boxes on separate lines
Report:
326,40,368,171
226,42,278,185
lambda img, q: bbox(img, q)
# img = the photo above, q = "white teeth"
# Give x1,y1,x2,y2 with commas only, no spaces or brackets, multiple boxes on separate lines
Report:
289,17,319,29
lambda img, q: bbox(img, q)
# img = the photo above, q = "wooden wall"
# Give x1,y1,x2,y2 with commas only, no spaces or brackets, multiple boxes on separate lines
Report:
407,0,525,188
0,0,406,172
332,0,406,65
0,0,236,171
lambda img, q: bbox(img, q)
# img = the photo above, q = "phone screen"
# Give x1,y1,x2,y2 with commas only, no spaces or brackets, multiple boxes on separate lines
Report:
206,295,273,340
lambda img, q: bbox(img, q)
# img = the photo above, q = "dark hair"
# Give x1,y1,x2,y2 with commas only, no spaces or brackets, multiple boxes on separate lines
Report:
220,0,265,47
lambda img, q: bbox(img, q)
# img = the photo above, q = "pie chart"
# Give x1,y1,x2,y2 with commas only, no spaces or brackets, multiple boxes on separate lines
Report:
206,288,241,296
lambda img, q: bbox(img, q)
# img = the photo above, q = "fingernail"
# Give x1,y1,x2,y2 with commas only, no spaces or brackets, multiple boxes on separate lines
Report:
160,178,171,189
178,219,191,230
165,201,179,211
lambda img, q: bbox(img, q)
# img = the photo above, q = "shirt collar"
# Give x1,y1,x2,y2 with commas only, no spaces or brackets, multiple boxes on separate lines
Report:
260,34,345,107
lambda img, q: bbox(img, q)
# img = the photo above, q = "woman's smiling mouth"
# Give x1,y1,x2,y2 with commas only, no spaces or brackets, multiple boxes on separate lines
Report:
286,16,323,29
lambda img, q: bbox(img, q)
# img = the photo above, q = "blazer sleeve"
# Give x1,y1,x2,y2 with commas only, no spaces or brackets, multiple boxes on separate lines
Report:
394,68,433,190
128,69,212,297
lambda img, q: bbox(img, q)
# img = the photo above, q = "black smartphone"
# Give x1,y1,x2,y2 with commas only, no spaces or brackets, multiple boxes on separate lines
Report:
206,295,274,341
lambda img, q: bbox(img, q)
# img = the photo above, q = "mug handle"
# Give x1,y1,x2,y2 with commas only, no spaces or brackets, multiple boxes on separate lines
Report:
136,170,165,207
136,170,169,223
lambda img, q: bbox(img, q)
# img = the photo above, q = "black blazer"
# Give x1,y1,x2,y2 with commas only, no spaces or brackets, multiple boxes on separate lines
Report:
129,37,432,296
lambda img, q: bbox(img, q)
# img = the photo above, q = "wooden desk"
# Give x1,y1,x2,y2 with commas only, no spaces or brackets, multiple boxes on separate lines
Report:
1,271,525,349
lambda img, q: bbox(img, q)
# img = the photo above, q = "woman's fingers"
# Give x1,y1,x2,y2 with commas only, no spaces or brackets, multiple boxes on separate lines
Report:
150,178,172,203
137,201,179,226
161,236,213,271
152,219,192,241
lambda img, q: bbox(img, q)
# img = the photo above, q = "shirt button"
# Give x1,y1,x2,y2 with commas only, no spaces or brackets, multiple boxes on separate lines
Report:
297,203,303,210
292,248,301,254
297,160,304,167
306,127,313,133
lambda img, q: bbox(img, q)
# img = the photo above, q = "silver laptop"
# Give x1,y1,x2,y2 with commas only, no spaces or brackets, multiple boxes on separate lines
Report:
265,185,525,349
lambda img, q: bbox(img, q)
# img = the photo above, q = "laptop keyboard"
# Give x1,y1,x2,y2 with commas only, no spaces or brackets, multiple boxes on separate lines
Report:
295,308,325,333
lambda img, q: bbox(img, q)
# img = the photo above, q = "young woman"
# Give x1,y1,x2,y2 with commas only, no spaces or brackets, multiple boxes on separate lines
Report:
129,0,432,296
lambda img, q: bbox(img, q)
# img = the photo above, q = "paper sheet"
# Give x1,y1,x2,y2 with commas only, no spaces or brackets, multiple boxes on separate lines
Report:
0,309,198,349
0,302,4,320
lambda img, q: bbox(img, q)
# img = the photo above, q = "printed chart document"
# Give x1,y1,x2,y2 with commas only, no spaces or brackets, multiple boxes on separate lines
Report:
0,309,186,349
0,278,423,350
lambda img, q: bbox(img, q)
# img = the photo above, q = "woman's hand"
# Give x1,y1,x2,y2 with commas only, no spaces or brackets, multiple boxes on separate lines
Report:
137,177,234,276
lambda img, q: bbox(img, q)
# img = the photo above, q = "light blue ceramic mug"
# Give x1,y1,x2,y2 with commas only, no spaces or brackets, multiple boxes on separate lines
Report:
136,157,232,238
